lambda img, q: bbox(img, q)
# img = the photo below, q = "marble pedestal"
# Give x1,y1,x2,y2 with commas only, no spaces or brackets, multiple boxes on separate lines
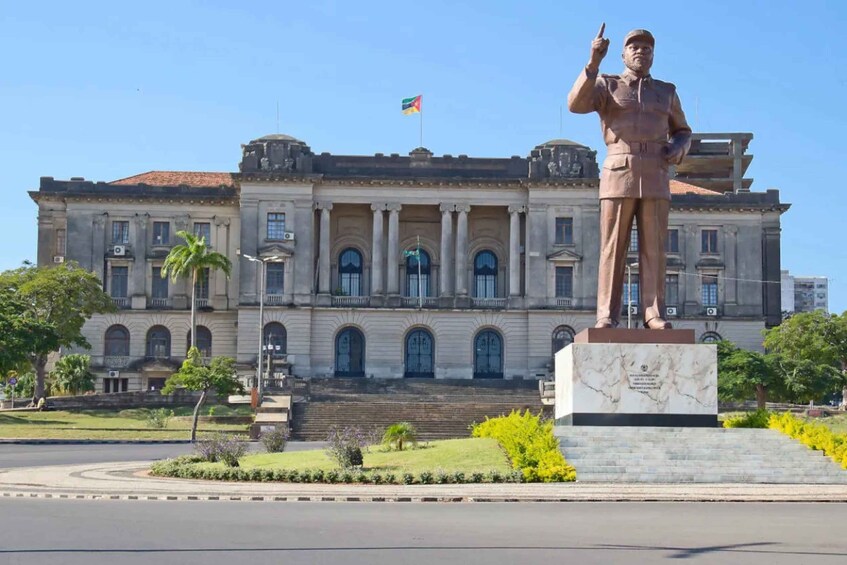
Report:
555,329,717,427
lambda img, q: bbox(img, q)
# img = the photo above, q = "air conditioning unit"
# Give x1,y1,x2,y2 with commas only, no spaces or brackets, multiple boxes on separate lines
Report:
628,305,638,315
282,232,295,241
113,245,126,256
705,307,718,317
666,306,678,317
53,255,65,264
108,370,120,378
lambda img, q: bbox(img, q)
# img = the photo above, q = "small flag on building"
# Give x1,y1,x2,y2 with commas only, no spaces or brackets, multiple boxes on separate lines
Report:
402,95,422,115
403,249,420,258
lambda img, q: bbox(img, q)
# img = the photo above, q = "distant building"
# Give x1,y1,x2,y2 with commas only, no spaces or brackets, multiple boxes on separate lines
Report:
782,271,829,313
29,133,789,392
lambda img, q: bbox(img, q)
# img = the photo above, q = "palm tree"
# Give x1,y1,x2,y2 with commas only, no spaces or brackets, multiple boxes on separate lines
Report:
382,422,418,451
161,231,232,352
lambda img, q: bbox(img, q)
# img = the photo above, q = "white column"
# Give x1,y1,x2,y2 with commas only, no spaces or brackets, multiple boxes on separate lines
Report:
387,204,401,295
371,203,385,295
318,203,332,294
508,205,524,297
439,204,454,297
455,204,470,296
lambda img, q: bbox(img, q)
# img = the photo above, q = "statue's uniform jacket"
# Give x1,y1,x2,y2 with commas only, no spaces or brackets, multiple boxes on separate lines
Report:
568,66,691,326
568,67,691,199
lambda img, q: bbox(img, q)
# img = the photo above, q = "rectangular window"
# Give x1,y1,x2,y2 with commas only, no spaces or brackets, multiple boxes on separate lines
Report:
665,274,679,306
555,266,573,298
701,274,718,306
111,221,129,244
195,268,210,300
104,378,129,393
701,229,718,253
666,229,679,253
152,267,168,299
193,222,211,244
55,229,66,255
152,222,170,245
267,213,286,240
554,217,573,245
629,227,638,253
110,266,128,298
266,263,285,295
622,281,640,309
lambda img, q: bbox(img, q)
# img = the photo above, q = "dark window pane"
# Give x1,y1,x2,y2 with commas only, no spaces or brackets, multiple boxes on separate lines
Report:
665,274,679,306
701,274,718,305
266,263,285,294
195,268,209,299
263,323,287,357
405,329,434,377
666,229,679,253
153,222,170,245
110,267,128,298
267,213,286,240
335,328,365,376
105,326,130,357
701,229,718,253
474,330,503,378
339,248,363,296
474,251,497,298
552,325,575,355
555,266,573,298
555,217,573,245
152,267,168,299
112,221,129,244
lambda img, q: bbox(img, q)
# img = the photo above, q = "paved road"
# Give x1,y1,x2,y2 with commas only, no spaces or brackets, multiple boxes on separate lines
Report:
0,442,327,469
1,500,845,564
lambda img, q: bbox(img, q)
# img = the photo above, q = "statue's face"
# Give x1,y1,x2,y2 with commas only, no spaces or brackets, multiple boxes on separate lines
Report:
622,40,653,75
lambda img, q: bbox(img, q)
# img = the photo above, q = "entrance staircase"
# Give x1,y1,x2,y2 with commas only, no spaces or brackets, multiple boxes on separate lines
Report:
556,426,847,483
290,378,546,441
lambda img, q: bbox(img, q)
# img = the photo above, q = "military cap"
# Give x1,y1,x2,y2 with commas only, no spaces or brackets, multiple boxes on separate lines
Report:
624,29,655,47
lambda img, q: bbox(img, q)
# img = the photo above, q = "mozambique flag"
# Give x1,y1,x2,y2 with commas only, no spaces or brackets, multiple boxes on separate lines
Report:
402,95,422,115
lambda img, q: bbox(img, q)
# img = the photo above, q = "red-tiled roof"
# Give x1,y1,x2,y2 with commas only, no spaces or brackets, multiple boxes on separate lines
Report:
110,171,237,187
670,179,721,196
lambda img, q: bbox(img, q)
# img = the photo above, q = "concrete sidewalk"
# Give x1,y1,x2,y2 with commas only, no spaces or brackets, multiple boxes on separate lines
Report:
2,461,847,502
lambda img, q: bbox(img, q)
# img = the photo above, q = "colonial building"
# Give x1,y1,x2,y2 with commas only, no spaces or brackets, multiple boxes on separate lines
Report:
30,133,788,392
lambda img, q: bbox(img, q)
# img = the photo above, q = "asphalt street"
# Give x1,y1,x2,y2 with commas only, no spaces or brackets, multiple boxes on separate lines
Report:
1,500,846,565
0,442,326,469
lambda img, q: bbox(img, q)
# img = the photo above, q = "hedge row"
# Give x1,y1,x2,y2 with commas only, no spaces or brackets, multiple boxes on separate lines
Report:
722,409,771,428
149,456,523,484
471,410,576,482
768,411,847,469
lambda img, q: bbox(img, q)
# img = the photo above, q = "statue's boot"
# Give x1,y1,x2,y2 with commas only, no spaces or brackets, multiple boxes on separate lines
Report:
595,318,619,329
644,317,672,330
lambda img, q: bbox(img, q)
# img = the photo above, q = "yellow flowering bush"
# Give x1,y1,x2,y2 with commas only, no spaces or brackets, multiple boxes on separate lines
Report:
769,411,847,469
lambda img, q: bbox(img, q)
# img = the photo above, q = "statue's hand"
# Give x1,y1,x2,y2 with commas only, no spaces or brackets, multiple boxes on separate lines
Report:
664,143,686,165
588,23,610,72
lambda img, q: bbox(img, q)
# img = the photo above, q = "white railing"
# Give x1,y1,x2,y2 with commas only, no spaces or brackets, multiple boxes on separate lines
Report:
111,297,130,309
556,297,573,307
331,295,370,307
150,297,172,309
264,294,286,306
102,356,132,368
471,297,507,309
401,297,438,308
195,298,210,308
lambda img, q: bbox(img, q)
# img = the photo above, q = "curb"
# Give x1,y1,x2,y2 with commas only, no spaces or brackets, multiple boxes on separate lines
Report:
0,439,194,445
4,489,847,503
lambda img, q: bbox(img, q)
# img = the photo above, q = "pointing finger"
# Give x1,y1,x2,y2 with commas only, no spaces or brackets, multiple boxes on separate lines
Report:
596,22,606,39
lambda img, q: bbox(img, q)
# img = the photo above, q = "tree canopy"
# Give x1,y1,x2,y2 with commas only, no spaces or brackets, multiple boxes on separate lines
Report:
51,354,96,396
0,262,114,397
716,340,781,409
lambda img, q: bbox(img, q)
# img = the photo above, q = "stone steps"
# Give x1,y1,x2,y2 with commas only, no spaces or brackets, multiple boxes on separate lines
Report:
555,426,847,484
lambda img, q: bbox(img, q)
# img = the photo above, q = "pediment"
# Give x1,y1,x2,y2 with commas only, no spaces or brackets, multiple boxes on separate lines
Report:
258,243,295,258
547,248,582,262
130,358,181,372
696,257,725,269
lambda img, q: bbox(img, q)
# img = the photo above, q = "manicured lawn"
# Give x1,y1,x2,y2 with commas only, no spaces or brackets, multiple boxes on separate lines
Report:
810,413,847,434
196,438,511,473
0,407,251,440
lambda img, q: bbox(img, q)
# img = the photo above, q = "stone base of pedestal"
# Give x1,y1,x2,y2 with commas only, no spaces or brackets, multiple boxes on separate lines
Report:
555,329,717,427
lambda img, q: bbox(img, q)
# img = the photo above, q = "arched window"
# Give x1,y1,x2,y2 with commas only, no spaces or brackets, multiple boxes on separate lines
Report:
406,249,431,298
104,325,130,357
187,326,212,357
146,326,171,359
474,329,503,379
474,250,497,298
339,248,363,296
405,329,434,378
552,325,576,356
700,331,723,344
335,327,365,377
263,322,287,358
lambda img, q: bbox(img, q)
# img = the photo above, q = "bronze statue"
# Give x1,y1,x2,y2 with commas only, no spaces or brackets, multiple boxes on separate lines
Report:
568,24,691,329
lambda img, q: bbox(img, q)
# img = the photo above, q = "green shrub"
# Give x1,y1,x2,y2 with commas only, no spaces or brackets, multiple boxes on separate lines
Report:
769,411,847,469
723,409,771,428
418,471,434,484
382,422,418,451
194,433,247,467
472,410,576,482
260,426,289,453
326,426,367,468
145,408,174,429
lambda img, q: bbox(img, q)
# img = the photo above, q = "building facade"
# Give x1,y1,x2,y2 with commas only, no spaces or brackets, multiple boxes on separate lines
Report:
781,270,829,314
30,134,788,392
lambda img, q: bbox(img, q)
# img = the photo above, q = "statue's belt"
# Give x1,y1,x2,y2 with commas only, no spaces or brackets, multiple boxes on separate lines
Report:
607,141,666,156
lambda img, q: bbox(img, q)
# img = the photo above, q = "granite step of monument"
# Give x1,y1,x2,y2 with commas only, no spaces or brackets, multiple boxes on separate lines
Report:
574,473,847,484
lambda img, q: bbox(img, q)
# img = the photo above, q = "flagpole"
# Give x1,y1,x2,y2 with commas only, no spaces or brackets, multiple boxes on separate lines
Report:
419,101,423,148
417,235,423,309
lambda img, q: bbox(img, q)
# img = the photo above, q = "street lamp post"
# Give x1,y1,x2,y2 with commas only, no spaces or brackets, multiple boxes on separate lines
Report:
626,261,638,329
242,254,278,401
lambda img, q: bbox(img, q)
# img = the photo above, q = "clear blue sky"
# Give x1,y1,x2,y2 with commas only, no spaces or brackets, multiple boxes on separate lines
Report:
2,0,845,312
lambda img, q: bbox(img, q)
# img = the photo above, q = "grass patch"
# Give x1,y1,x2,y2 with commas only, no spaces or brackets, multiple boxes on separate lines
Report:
0,407,250,439
814,413,847,434
195,438,511,474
